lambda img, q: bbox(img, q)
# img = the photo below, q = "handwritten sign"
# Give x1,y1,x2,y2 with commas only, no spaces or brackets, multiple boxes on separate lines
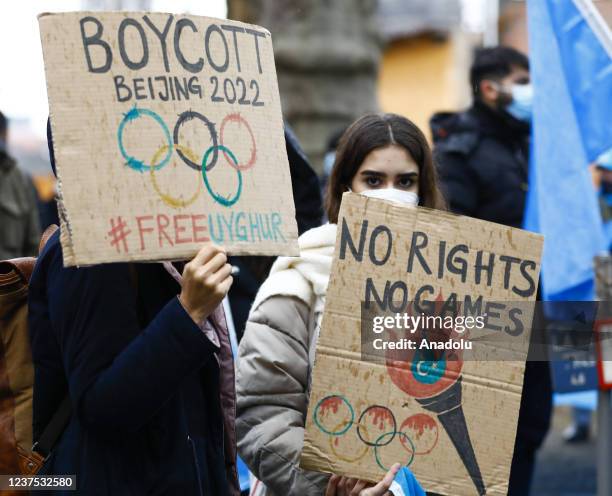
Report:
300,193,543,496
39,12,298,266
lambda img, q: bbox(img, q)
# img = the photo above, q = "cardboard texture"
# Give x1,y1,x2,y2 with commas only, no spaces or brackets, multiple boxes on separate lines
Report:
38,12,299,266
301,193,544,496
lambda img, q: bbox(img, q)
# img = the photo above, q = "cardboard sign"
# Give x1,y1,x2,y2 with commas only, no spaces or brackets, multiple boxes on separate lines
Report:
300,193,543,496
39,12,298,266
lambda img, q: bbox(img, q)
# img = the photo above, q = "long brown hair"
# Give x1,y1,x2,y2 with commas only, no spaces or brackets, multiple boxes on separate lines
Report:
325,113,445,223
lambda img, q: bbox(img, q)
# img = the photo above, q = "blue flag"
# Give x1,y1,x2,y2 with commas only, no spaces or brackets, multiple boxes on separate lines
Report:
391,467,426,496
524,0,612,301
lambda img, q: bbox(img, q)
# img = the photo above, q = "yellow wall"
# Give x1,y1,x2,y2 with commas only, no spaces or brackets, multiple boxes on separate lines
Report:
378,34,470,141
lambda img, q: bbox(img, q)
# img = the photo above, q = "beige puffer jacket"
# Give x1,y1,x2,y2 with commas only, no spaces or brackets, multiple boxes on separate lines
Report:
236,223,337,496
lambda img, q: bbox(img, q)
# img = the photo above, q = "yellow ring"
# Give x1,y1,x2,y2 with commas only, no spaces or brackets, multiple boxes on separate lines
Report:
328,421,370,463
150,144,202,209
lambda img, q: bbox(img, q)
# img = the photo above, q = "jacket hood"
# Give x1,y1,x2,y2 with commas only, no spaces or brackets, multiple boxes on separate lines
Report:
430,109,480,145
250,223,336,312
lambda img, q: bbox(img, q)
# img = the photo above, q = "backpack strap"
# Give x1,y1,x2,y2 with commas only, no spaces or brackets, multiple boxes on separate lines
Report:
38,225,59,255
27,224,67,470
30,244,137,465
31,396,71,461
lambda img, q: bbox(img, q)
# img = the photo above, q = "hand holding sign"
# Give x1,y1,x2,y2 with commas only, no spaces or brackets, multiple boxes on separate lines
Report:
325,463,401,496
179,244,233,325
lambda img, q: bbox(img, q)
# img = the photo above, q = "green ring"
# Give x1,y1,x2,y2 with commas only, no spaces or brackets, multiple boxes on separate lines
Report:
201,145,242,207
313,395,354,436
374,431,415,470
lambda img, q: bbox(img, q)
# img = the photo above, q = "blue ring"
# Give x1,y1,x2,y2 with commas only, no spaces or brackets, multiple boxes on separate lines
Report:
117,107,172,172
201,145,242,207
374,431,415,470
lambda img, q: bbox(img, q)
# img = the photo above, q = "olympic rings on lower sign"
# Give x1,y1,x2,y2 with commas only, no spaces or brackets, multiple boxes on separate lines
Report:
329,421,370,463
173,110,219,172
118,107,172,172
312,395,430,471
313,395,355,436
220,113,257,171
399,413,439,455
149,144,202,209
356,405,398,447
201,145,242,207
374,431,416,471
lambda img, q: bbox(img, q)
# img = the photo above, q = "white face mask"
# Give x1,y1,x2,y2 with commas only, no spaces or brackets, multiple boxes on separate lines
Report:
350,188,419,206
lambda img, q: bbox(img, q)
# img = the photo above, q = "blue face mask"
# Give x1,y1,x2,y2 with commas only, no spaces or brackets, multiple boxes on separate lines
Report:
505,83,533,122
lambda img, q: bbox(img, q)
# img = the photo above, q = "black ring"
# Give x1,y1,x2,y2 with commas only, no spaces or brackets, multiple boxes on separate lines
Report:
173,110,219,171
356,405,397,447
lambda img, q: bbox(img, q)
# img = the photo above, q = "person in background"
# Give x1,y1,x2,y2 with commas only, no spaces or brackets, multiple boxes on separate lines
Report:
431,46,551,495
430,46,530,227
236,113,443,495
0,111,41,258
562,405,591,444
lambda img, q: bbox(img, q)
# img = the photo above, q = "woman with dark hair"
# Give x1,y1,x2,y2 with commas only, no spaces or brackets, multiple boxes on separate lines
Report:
236,113,442,496
325,114,444,222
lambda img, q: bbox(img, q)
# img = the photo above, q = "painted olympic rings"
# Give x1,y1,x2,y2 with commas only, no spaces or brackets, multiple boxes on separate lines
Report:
329,422,370,464
201,145,242,207
220,113,257,171
118,107,172,172
117,106,258,209
173,110,219,172
150,144,202,209
374,431,416,471
357,405,397,447
312,394,437,471
313,395,355,436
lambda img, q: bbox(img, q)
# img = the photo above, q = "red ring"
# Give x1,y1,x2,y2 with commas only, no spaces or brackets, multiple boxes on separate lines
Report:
219,113,257,171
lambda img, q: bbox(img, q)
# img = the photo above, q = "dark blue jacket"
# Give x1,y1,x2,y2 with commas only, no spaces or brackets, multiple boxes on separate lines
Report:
28,231,236,495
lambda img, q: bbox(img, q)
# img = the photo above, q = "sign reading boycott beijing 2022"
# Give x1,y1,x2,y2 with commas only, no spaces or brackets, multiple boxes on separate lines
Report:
39,12,299,266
